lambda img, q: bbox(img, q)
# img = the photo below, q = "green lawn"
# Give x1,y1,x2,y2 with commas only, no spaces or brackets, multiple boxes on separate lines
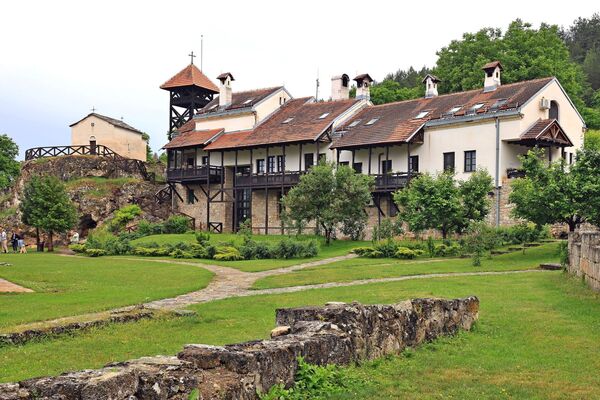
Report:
132,233,371,272
252,242,560,289
0,253,213,330
2,267,600,400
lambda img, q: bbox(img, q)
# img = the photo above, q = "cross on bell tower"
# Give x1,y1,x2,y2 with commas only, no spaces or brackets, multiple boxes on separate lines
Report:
159,55,220,139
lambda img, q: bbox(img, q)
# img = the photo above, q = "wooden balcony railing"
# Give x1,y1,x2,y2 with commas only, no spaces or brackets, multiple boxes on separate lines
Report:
373,172,411,191
507,168,526,179
234,171,303,188
166,165,223,182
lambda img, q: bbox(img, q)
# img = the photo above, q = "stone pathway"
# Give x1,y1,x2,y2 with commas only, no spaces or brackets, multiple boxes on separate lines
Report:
0,278,33,293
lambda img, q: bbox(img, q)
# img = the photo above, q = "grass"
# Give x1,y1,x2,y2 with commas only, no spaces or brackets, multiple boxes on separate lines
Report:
132,233,371,272
0,253,213,330
252,242,561,289
1,271,600,399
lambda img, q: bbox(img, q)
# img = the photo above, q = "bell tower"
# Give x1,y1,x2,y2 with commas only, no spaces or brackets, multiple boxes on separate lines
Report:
160,53,219,139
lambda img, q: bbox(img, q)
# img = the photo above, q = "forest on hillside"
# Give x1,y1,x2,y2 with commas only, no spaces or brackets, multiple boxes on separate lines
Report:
368,14,600,131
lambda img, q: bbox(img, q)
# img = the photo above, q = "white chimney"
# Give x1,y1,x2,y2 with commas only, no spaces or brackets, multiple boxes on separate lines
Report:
422,74,441,98
331,74,350,100
217,72,234,107
353,74,373,101
482,61,502,92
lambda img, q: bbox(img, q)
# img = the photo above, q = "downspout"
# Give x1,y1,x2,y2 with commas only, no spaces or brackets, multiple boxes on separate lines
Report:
495,117,501,228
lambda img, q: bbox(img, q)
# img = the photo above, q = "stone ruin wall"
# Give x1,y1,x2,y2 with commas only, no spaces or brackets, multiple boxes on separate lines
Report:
568,231,600,291
0,297,479,400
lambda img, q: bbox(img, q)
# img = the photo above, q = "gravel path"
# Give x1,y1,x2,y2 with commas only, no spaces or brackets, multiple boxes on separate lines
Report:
0,277,33,293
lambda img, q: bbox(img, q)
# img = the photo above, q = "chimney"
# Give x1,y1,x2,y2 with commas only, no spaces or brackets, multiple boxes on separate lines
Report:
331,74,350,100
482,61,502,92
422,74,441,98
217,72,234,107
353,73,373,100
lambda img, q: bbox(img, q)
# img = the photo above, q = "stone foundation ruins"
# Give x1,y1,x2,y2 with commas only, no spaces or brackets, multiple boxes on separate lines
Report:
568,231,600,291
0,297,479,400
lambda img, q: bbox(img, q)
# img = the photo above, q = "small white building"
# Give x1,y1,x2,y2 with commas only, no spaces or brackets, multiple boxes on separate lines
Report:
70,113,147,161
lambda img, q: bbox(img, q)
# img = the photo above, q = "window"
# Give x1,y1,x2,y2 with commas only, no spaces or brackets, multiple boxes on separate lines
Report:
464,151,476,172
237,165,251,176
339,161,349,166
277,155,285,172
443,152,455,172
267,156,275,173
201,155,209,165
282,117,294,124
348,119,361,127
243,98,254,105
304,153,314,171
470,103,484,112
381,159,392,174
448,106,462,114
318,112,330,119
256,159,265,174
208,104,218,111
550,101,559,120
569,152,574,165
490,99,508,110
415,111,430,119
353,162,363,174
365,118,379,125
186,188,195,205
186,157,194,167
409,156,419,173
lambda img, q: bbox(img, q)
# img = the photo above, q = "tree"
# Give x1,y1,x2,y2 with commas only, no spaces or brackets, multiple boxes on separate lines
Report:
584,129,600,150
394,171,493,238
370,80,422,105
141,132,152,162
383,66,434,89
20,176,77,251
282,163,374,244
0,134,20,190
508,148,600,232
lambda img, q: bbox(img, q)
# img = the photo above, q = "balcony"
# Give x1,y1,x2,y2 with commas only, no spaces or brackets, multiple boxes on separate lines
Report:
506,168,526,179
234,171,303,188
373,172,411,191
166,165,223,183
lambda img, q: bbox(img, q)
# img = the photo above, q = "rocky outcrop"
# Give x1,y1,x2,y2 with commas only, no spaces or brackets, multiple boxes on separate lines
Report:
0,297,479,400
0,156,170,241
568,230,600,291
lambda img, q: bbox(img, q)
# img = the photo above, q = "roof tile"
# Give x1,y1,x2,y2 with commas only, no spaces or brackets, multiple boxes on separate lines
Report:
160,64,219,93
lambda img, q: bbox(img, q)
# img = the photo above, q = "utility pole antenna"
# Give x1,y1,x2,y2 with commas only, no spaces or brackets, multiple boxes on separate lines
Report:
315,68,320,101
200,35,204,71
91,106,97,113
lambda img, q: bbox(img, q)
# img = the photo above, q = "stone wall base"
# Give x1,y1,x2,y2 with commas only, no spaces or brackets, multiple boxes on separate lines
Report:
568,231,600,292
0,297,479,400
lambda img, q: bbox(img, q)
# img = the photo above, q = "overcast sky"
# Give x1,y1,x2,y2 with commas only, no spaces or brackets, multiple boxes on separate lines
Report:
1,1,598,158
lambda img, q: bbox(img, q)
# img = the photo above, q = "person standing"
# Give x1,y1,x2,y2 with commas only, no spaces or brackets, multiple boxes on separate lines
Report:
0,228,8,253
18,232,26,254
10,231,18,252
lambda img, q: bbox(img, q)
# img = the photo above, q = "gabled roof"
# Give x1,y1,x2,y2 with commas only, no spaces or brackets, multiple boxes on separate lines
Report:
204,130,254,151
217,72,235,82
204,97,360,150
197,86,284,116
516,118,573,147
160,64,219,93
482,61,503,71
332,77,555,149
162,128,224,149
69,113,144,135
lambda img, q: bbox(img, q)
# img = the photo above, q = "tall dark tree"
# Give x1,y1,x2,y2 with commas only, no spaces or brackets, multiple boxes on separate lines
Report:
0,134,20,190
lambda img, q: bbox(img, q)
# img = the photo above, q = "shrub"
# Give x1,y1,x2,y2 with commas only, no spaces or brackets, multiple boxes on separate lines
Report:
558,241,569,269
302,240,319,258
86,228,132,255
69,244,86,253
163,215,190,234
108,205,142,232
426,236,436,257
137,220,164,236
214,246,244,261
239,239,274,260
372,219,403,241
195,231,210,245
237,219,252,238
132,247,171,257
373,239,398,258
85,248,107,257
341,218,367,241
395,247,417,259
170,248,193,259
434,243,461,257
189,243,209,259
352,246,375,256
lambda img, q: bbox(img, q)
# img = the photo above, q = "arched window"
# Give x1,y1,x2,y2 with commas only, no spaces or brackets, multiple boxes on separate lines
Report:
549,101,559,121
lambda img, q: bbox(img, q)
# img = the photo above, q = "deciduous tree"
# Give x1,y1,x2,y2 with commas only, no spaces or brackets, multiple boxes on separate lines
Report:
0,134,20,190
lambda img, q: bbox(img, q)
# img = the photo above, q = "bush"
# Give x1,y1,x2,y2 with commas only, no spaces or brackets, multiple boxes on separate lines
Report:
195,231,210,245
237,219,252,238
189,243,209,259
395,247,418,259
372,219,403,241
137,220,164,236
352,246,374,256
373,239,398,258
85,248,107,257
214,246,244,261
132,247,171,257
69,244,86,253
163,215,190,234
434,243,462,257
86,228,132,255
558,241,569,269
239,239,274,260
426,236,436,257
170,248,193,259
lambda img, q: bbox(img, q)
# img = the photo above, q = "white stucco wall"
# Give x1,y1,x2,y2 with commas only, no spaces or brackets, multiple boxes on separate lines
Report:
71,115,147,161
194,113,256,133
254,88,292,122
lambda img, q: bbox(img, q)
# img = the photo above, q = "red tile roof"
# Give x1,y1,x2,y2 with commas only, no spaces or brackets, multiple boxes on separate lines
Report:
160,64,219,93
332,77,554,149
162,128,223,149
197,87,283,115
482,60,503,71
204,130,254,151
204,98,360,150
519,118,573,146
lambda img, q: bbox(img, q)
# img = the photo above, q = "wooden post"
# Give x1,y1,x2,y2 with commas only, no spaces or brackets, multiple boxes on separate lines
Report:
368,146,372,175
351,149,355,169
233,149,238,232
385,145,390,186
336,149,340,165
281,144,286,235
299,143,303,172
206,151,210,232
407,142,411,181
220,151,224,201
265,146,269,235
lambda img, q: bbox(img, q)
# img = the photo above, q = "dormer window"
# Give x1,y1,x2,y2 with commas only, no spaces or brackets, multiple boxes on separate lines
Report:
415,111,430,119
348,119,362,127
490,99,507,110
470,103,484,111
448,106,462,114
365,118,379,125
318,112,330,119
243,98,254,105
282,117,294,124
209,104,218,111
